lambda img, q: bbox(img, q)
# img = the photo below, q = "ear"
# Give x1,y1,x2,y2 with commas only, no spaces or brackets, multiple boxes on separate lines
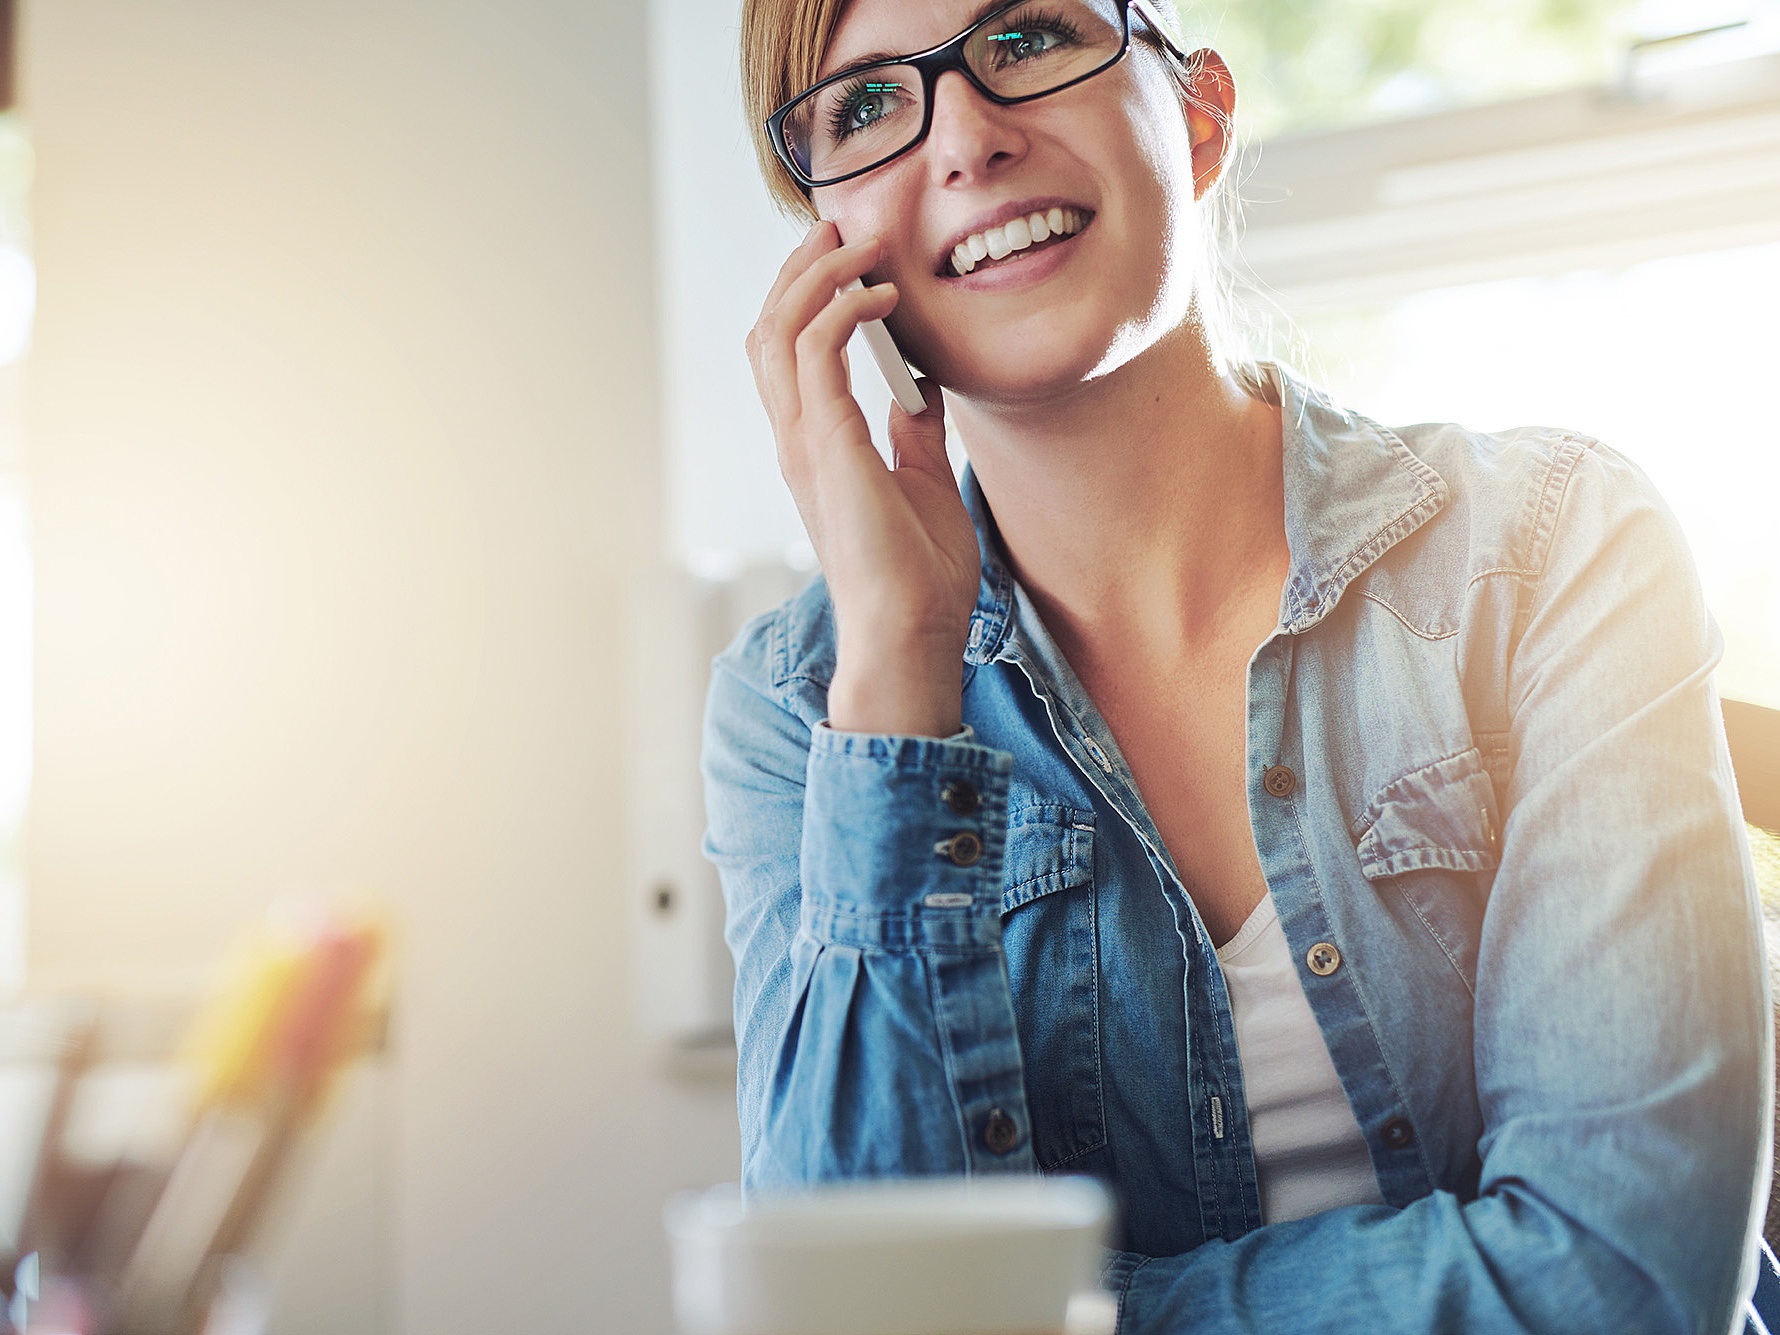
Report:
1178,48,1235,200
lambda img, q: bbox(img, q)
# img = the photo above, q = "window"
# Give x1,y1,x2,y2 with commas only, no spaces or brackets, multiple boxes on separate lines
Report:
1190,0,1780,137
1286,243,1780,709
1233,19,1780,711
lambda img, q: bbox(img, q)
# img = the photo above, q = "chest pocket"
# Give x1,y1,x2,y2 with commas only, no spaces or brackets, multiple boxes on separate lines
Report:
1355,748,1501,994
999,802,1105,1171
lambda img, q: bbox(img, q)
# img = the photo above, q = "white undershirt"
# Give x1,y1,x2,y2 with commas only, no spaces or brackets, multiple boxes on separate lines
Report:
1216,895,1386,1224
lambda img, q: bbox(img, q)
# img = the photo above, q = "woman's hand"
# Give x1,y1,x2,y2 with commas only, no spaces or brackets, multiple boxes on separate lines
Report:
745,221,981,737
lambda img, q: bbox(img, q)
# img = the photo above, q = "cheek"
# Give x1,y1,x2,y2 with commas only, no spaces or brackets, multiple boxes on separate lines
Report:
814,172,914,257
1123,81,1196,211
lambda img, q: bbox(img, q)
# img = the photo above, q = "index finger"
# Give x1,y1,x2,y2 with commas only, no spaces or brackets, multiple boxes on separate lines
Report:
758,220,868,318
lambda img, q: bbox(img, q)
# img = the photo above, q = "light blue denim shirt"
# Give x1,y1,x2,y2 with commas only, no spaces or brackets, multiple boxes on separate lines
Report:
701,364,1772,1333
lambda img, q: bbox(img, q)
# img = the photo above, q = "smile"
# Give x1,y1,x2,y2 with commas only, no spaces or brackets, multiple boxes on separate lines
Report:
943,207,1091,277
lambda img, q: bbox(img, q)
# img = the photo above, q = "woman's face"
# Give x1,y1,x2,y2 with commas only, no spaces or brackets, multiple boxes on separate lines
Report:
809,0,1219,402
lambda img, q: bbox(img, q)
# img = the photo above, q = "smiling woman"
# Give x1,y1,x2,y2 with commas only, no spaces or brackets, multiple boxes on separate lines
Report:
702,0,1774,1330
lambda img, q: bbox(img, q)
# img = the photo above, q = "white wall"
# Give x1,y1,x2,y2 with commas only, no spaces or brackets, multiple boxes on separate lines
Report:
21,1,738,1329
648,0,907,569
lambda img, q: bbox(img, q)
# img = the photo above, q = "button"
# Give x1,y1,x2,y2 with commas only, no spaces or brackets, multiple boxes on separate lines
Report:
1083,736,1114,773
1306,941,1342,976
982,1108,1020,1155
937,831,983,867
1381,1117,1415,1149
940,781,981,815
1262,765,1296,798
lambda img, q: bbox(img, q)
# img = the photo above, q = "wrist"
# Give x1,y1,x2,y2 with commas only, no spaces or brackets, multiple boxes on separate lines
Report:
828,637,965,739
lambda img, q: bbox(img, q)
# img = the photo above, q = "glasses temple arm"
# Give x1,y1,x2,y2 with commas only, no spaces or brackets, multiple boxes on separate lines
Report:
1127,0,1191,64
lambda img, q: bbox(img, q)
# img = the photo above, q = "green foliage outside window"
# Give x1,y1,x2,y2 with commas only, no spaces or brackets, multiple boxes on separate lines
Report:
1173,0,1643,137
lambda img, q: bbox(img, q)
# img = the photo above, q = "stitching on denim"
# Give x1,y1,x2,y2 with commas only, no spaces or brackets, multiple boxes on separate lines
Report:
1391,877,1477,999
1515,433,1592,645
1117,1255,1152,1328
1300,488,1443,629
768,603,791,696
1004,806,1096,899
1087,864,1107,1154
1348,745,1482,840
972,558,1018,665
1047,1136,1106,1170
1298,415,1446,618
1286,791,1433,1186
1465,564,1534,589
1528,433,1595,573
1358,589,1459,641
924,952,974,1171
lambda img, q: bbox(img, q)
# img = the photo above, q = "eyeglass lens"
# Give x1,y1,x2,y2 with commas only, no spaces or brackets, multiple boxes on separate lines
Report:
782,0,1127,184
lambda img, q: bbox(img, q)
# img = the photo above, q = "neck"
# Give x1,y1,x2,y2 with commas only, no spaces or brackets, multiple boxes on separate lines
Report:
952,321,1287,664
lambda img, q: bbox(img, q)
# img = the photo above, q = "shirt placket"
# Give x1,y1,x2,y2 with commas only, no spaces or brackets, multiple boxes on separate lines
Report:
1000,636,1265,1242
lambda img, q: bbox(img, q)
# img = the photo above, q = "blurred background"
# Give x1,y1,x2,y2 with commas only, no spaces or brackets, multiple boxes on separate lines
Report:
0,0,1774,1331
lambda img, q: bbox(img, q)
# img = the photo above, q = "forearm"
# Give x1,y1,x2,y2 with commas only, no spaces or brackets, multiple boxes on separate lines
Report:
1108,1167,1748,1335
765,727,1027,1182
706,652,1035,1191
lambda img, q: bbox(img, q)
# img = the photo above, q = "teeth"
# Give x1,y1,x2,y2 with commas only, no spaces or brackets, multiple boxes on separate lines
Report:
948,207,1086,276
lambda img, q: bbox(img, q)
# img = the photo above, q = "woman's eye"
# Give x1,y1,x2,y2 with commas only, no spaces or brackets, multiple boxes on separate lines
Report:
848,89,890,128
986,25,1067,62
829,78,911,141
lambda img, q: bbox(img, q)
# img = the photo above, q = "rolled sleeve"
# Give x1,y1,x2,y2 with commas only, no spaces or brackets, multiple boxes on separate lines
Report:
802,722,1012,938
703,630,1036,1195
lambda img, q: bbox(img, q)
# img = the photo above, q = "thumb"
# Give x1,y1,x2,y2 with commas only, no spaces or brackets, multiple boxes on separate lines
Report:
887,377,952,482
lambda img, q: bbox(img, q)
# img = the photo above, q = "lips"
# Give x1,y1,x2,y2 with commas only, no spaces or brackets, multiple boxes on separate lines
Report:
934,199,1095,277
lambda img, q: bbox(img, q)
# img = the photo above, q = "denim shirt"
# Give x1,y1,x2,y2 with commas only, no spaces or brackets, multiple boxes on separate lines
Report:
701,364,1772,1333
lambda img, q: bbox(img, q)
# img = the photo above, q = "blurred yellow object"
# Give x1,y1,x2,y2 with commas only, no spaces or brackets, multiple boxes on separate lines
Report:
177,938,310,1114
115,907,388,1335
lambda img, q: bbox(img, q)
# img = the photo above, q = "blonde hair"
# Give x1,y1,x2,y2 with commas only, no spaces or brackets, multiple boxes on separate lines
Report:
737,0,1264,385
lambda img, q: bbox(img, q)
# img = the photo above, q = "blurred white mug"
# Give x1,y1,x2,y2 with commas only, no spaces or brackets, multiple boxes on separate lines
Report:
664,1176,1115,1335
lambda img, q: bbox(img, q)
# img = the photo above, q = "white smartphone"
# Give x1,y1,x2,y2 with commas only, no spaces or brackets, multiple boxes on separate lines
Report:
843,276,927,415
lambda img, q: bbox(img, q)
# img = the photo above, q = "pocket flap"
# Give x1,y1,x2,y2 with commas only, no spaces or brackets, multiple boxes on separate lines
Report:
1002,804,1096,913
1356,749,1500,879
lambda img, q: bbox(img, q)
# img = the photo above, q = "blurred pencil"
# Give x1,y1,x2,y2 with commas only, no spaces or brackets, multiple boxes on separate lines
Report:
109,915,383,1335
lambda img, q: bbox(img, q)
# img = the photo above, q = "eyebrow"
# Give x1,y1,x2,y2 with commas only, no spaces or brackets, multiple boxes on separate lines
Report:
815,0,1020,84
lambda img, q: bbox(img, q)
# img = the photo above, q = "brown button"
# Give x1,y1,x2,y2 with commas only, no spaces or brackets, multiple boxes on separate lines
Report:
1381,1117,1415,1150
1306,941,1342,976
1263,765,1296,798
939,831,983,867
940,781,981,815
982,1108,1020,1155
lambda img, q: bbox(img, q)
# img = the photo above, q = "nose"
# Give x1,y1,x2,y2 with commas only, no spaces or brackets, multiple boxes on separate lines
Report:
923,69,1026,186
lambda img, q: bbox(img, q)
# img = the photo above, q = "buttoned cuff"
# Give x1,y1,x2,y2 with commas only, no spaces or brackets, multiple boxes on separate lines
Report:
801,722,1012,943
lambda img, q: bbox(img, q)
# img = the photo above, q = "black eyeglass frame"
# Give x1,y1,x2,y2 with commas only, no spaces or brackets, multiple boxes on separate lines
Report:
766,0,1192,192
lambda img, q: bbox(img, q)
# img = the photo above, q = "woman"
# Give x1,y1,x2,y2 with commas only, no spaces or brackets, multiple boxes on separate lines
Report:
701,0,1772,1327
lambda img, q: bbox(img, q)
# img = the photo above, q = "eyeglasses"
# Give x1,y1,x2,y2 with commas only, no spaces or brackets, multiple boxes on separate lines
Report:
766,0,1189,191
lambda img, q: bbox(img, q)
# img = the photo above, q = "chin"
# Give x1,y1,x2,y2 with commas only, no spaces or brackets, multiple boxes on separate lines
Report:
895,310,1115,403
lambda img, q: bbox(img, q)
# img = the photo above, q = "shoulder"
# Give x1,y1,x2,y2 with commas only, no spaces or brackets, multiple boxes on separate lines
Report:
1364,416,1687,627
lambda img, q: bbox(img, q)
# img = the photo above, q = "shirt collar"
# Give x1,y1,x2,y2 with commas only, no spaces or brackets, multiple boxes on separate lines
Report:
962,361,1448,664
